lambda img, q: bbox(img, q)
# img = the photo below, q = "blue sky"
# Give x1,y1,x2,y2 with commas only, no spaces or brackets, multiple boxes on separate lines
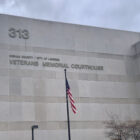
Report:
0,0,140,32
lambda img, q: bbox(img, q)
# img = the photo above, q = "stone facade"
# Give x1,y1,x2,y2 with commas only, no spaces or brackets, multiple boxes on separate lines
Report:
0,14,140,140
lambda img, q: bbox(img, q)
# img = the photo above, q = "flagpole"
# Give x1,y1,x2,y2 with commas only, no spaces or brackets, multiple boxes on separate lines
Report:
64,69,71,140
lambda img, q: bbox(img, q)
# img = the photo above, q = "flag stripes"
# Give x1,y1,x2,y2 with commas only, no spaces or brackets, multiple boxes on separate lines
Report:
66,78,77,114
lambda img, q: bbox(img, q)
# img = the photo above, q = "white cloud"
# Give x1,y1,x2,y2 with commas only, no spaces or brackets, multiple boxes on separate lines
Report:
0,0,140,32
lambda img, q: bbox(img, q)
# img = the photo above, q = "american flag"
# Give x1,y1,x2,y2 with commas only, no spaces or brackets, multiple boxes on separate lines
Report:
66,78,77,114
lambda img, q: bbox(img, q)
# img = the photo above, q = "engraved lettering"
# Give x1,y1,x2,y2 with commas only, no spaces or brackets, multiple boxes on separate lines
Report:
8,28,29,39
9,60,38,66
42,62,69,68
9,54,104,71
9,28,16,38
22,29,29,39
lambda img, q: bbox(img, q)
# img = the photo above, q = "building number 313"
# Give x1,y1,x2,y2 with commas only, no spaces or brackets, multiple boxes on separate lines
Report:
8,28,29,39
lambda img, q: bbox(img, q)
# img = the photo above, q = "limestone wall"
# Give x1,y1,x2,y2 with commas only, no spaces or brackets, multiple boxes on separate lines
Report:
0,14,140,140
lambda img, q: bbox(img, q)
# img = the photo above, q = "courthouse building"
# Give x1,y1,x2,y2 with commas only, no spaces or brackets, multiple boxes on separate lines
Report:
0,14,140,140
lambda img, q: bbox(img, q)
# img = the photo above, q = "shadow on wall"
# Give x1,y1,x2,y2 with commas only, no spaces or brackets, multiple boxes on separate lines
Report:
131,41,140,56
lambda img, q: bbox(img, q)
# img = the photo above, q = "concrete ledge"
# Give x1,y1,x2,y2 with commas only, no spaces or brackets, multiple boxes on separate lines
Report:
0,121,108,131
0,95,140,104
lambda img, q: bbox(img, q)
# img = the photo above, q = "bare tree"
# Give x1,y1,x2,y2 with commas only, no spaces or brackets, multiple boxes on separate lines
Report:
105,114,140,140
127,121,140,140
106,120,130,140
